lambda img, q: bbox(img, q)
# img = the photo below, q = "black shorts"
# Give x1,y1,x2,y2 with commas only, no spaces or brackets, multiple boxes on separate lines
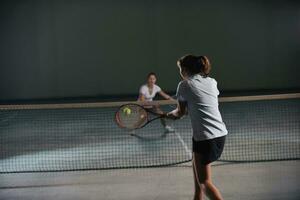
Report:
192,136,226,165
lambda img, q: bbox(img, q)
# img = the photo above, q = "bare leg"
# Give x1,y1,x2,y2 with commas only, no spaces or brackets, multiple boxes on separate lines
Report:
193,157,204,200
193,152,223,200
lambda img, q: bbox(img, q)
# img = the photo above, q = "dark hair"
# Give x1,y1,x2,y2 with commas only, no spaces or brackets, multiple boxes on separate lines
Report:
177,55,211,77
147,72,157,79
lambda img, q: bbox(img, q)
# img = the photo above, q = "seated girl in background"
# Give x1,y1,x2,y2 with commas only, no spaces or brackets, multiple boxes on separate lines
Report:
138,72,174,133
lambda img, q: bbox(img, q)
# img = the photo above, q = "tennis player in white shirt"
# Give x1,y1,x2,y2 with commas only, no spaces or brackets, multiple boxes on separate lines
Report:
138,72,174,133
168,55,227,200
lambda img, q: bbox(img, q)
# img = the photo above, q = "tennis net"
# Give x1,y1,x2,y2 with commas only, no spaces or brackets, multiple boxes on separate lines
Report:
0,93,299,173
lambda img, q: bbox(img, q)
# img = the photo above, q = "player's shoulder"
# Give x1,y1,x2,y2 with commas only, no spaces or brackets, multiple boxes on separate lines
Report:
177,79,189,89
139,84,148,91
204,75,216,80
208,77,218,85
140,84,148,88
199,75,217,85
154,84,161,91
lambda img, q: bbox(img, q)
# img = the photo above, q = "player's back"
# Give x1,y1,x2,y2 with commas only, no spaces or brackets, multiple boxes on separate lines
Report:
179,74,227,141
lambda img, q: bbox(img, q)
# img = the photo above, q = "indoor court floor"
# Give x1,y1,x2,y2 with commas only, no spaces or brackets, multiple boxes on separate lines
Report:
1,161,299,200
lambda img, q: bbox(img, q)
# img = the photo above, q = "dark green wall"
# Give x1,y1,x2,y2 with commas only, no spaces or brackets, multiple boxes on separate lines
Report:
1,0,299,100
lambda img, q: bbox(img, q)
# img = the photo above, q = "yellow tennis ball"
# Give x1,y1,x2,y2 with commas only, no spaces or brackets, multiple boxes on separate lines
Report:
123,107,131,115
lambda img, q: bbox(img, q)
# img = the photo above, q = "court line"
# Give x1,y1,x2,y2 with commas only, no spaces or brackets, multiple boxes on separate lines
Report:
173,130,192,159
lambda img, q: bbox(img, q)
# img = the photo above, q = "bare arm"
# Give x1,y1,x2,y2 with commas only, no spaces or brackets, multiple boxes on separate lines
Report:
167,101,187,119
158,90,174,100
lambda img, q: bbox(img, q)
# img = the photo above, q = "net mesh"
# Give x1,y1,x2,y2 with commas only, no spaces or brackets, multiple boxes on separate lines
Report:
0,94,299,173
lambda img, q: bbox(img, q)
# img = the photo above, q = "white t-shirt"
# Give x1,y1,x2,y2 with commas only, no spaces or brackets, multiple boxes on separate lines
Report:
176,74,228,141
139,84,161,101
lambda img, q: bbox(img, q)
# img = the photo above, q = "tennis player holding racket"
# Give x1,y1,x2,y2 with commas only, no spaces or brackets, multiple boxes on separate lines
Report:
138,72,174,133
168,55,227,200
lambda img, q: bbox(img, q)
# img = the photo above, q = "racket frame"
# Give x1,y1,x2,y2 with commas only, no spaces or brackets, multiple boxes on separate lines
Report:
115,103,166,130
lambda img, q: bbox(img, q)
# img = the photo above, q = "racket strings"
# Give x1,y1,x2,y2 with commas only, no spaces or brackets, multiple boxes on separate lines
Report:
116,104,148,129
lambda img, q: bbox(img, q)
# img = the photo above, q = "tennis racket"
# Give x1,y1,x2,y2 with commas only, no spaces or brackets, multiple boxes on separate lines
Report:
115,103,168,130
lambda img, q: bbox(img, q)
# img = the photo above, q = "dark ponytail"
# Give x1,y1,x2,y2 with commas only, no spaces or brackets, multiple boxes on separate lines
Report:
178,55,211,77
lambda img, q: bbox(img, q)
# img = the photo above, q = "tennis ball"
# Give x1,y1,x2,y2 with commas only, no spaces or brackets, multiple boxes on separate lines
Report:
123,107,131,115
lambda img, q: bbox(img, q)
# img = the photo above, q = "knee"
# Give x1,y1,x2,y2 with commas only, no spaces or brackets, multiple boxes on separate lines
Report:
200,179,212,187
197,176,209,185
195,183,204,192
